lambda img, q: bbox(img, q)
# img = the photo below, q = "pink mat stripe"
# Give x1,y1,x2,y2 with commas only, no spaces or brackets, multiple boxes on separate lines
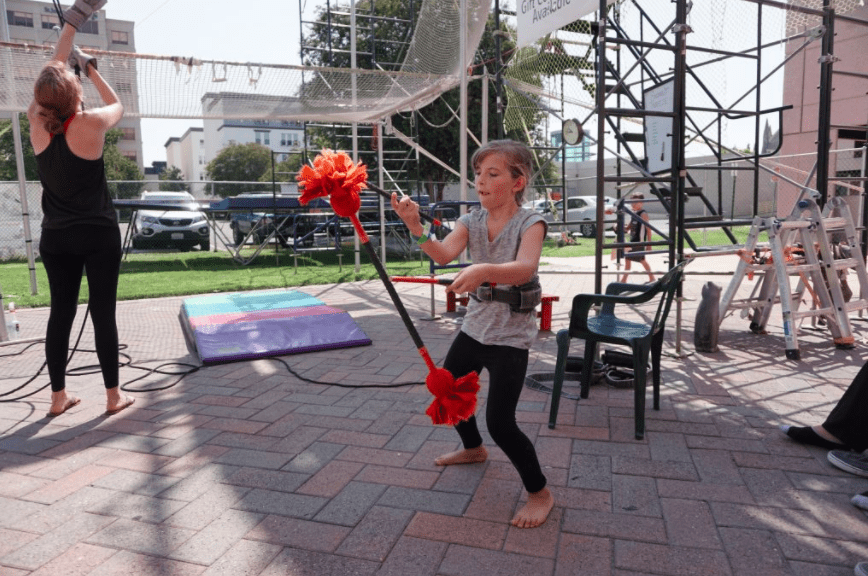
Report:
188,304,345,328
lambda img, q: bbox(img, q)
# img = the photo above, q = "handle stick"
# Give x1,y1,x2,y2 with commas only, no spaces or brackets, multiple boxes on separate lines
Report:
363,182,451,233
391,276,453,286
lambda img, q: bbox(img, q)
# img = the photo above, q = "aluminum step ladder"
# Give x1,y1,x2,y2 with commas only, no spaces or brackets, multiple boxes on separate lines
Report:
718,197,868,359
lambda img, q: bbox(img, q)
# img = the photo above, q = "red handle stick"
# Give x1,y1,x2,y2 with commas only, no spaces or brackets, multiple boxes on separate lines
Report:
391,276,453,286
297,150,478,426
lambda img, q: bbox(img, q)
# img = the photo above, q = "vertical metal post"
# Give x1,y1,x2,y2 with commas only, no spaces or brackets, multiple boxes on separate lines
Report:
860,144,868,258
494,0,504,140
594,0,607,295
378,122,386,263
816,2,835,208
1,0,38,295
459,0,468,205
482,69,489,145
351,0,361,272
753,0,763,215
671,0,690,355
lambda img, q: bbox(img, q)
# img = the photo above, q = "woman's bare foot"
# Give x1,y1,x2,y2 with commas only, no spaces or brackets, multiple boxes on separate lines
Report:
511,487,554,529
813,425,845,445
434,446,488,466
48,391,81,417
105,389,135,416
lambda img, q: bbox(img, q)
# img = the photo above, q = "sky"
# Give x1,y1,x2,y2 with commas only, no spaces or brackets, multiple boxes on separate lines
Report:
105,0,316,166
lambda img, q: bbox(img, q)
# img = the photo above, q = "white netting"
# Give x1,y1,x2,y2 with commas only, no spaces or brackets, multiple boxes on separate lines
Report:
786,0,864,34
0,0,490,122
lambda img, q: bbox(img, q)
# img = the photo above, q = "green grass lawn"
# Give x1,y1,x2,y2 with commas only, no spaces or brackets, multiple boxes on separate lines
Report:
0,239,596,309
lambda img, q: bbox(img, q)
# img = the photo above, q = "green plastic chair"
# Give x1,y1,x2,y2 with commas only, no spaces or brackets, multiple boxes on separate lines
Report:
548,260,688,439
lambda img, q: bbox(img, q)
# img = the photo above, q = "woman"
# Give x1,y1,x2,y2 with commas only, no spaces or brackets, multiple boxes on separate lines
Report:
28,22,134,417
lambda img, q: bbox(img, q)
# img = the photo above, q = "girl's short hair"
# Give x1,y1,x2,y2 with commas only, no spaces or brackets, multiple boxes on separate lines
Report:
471,139,534,205
34,62,82,135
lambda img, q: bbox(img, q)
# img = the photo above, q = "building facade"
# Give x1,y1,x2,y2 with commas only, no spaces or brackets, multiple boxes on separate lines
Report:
778,4,868,216
200,93,305,167
4,0,143,168
165,127,205,195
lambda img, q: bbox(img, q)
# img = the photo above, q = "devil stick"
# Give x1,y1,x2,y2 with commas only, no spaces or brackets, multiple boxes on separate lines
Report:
362,182,450,233
297,150,478,426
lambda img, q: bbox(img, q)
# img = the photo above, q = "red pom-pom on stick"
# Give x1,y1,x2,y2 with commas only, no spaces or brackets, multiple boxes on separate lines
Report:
297,150,479,426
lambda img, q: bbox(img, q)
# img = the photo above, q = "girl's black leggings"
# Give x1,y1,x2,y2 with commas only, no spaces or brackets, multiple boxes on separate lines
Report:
40,225,122,393
443,331,547,494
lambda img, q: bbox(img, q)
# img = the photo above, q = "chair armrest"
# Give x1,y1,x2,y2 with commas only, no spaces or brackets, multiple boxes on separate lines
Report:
605,281,654,296
569,291,656,332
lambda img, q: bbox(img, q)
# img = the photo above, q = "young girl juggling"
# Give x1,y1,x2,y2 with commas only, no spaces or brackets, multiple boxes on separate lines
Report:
391,140,554,528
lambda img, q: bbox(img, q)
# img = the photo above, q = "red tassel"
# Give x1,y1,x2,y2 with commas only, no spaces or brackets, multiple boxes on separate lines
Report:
425,368,480,426
297,149,367,218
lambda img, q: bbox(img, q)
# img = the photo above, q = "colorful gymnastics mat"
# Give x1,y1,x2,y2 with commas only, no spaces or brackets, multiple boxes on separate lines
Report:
180,289,371,364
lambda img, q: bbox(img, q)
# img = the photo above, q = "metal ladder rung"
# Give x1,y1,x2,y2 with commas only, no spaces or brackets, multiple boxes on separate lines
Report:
845,299,868,311
820,217,849,229
793,307,837,320
783,263,822,274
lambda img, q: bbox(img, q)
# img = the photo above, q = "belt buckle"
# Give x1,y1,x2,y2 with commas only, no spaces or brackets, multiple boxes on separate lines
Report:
476,284,492,301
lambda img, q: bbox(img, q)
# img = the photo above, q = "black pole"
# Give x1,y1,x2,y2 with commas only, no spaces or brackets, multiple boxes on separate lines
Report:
494,0,504,140
816,2,835,208
594,0,607,294
671,1,689,268
861,144,868,259
753,0,762,215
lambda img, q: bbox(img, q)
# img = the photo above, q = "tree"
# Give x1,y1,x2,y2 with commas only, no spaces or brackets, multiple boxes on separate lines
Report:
259,153,304,185
103,129,144,199
205,142,273,198
159,165,188,191
0,115,39,181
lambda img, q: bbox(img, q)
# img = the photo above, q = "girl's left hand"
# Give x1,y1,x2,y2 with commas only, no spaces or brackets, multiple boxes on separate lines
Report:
447,264,488,296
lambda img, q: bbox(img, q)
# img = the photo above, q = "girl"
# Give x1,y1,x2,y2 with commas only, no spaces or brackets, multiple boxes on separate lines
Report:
391,140,553,528
28,21,135,417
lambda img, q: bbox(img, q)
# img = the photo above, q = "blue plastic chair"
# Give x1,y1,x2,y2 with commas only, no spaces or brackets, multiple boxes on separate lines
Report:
548,260,688,439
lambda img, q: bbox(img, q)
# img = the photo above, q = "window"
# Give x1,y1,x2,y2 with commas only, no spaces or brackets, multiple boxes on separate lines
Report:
255,131,270,145
78,18,99,34
255,133,261,144
110,30,129,45
41,14,60,29
116,82,132,93
120,127,135,140
122,151,137,162
263,132,270,145
7,10,33,27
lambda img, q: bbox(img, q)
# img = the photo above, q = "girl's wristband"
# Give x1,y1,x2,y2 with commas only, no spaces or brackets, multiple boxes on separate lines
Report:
415,222,432,245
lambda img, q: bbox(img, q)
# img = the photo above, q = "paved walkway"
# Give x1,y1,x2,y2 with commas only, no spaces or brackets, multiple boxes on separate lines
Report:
1,254,867,576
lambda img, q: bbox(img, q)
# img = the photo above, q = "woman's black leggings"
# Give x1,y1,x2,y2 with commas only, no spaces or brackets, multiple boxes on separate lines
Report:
824,358,868,452
443,331,547,493
40,225,122,393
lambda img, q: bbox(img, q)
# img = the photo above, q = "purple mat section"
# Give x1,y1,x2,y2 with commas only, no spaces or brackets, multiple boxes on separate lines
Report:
181,292,371,365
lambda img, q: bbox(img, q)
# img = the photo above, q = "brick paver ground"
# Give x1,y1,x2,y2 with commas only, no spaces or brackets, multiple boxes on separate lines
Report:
2,253,867,575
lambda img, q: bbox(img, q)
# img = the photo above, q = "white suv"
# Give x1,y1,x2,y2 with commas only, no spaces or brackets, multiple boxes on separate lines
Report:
131,191,210,251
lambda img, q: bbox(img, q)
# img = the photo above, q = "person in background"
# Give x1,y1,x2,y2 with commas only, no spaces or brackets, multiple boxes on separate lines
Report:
28,3,135,417
619,192,655,283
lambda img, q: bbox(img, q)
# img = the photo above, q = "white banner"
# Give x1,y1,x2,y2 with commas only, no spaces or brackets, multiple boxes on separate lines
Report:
516,0,613,49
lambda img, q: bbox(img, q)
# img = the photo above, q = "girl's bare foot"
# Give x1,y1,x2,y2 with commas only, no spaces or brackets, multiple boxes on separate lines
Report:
511,487,554,529
434,446,488,466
